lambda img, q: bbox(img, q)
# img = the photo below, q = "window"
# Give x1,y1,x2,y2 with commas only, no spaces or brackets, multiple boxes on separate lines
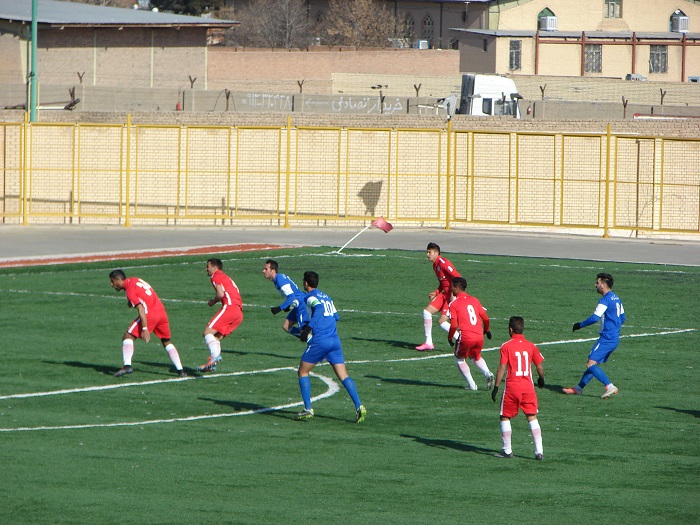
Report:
422,14,434,45
584,44,602,73
509,40,522,70
605,0,622,18
649,45,668,74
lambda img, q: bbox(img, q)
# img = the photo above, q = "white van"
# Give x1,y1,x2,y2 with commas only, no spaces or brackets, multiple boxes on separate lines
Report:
457,74,522,118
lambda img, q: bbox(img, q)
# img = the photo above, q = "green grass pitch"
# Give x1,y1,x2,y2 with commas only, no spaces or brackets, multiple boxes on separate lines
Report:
0,246,698,524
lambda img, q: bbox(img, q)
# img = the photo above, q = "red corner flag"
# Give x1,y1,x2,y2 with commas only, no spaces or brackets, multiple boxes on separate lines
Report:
371,216,393,233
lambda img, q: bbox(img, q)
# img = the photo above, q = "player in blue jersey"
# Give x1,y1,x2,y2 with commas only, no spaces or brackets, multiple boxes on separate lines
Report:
262,259,308,338
563,273,626,399
295,270,367,423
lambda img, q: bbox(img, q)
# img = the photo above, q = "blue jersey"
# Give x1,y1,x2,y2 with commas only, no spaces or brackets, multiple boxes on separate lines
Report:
273,273,306,312
580,290,626,341
303,288,339,340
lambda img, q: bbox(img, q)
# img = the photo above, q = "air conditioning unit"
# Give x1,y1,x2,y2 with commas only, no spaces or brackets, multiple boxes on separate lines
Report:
671,16,689,33
538,16,558,32
689,76,700,83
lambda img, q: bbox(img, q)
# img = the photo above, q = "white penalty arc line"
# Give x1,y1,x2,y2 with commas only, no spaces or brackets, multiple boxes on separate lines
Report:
0,328,693,432
0,369,339,433
0,366,294,400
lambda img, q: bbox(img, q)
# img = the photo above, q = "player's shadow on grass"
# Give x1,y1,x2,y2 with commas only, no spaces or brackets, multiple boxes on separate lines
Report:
540,383,566,394
200,397,289,419
350,336,424,350
221,348,298,361
46,360,117,376
201,398,348,422
401,434,498,457
656,406,700,418
365,375,467,390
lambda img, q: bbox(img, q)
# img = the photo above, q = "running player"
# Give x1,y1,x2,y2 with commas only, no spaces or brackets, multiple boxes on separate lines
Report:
447,277,494,390
563,272,625,399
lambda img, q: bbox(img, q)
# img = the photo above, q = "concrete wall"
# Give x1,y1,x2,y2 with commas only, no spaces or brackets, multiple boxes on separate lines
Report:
207,47,460,92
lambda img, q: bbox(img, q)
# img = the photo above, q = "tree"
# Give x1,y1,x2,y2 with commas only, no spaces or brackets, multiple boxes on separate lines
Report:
320,0,397,48
228,0,312,50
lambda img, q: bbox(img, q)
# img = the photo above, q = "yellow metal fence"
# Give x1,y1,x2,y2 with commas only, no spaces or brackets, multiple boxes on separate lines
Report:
1,117,699,236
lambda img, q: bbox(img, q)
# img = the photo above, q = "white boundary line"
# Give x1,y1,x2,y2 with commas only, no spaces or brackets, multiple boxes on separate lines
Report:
0,328,693,432
0,369,339,432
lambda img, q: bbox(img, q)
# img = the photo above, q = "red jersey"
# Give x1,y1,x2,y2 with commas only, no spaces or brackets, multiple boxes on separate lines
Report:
211,270,242,309
433,256,460,295
123,277,166,317
499,334,544,393
448,291,489,341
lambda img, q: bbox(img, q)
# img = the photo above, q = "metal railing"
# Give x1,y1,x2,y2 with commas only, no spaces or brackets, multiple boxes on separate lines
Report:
1,115,698,236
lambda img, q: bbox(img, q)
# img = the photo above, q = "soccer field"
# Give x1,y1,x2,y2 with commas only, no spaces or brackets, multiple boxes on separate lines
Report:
0,246,698,524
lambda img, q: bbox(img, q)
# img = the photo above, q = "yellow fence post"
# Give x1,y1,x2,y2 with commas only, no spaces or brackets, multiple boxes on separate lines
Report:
603,123,611,238
21,112,28,225
445,119,452,230
284,115,291,228
125,114,132,227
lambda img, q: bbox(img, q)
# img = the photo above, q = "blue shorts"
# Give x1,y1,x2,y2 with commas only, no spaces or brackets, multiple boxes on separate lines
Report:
588,339,619,364
301,334,345,365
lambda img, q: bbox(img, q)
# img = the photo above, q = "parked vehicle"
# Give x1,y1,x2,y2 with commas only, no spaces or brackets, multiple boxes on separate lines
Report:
457,74,522,118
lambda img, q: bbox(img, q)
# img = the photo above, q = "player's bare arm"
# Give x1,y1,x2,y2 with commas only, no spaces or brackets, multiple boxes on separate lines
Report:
136,303,150,343
208,283,225,307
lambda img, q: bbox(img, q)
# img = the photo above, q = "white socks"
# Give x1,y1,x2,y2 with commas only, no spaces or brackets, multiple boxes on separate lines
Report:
500,419,543,456
500,420,513,454
472,357,492,378
122,339,134,366
165,343,183,370
204,333,221,359
530,419,543,456
422,310,433,344
455,358,477,390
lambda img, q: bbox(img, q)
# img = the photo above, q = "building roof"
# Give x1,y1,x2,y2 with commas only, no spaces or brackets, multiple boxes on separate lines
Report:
450,28,700,40
0,0,238,28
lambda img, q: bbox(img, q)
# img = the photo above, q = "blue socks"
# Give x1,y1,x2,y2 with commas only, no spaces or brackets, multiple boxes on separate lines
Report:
299,376,312,410
342,377,362,409
578,365,611,390
299,375,362,411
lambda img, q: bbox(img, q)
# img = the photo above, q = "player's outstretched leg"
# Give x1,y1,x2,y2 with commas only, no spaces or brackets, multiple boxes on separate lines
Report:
415,310,435,351
455,358,478,390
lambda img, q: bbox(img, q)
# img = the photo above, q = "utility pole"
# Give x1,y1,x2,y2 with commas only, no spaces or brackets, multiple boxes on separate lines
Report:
29,0,38,122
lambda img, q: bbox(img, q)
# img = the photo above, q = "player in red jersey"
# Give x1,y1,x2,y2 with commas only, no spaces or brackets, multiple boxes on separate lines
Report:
416,242,462,351
491,316,545,460
447,277,494,390
109,269,186,378
198,258,244,372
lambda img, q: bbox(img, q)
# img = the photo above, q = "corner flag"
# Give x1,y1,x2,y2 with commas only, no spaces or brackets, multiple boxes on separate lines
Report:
371,216,393,233
336,216,395,253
